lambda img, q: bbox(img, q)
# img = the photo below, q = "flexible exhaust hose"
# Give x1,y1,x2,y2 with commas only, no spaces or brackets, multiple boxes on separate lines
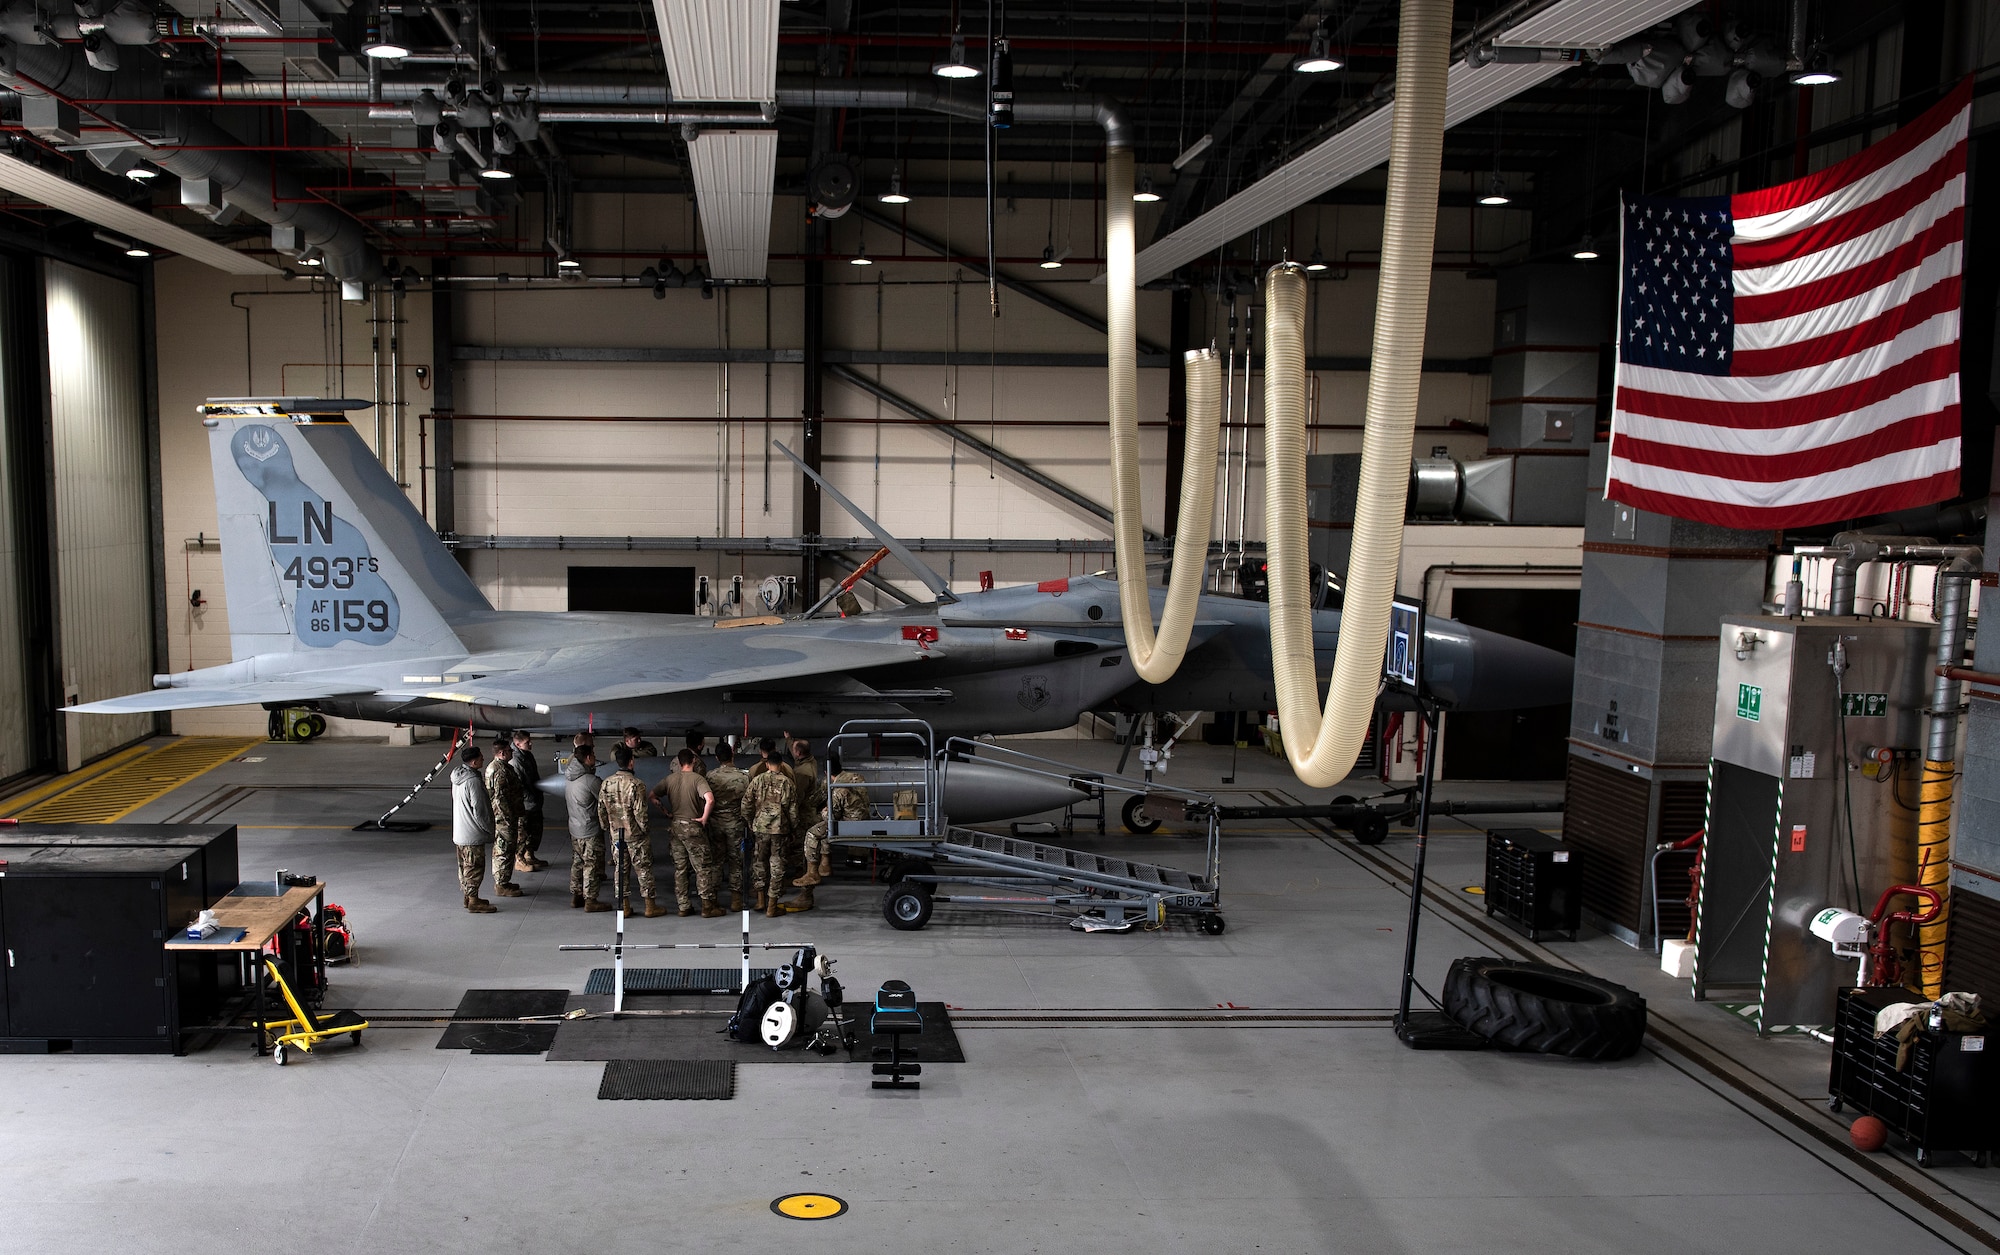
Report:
1105,149,1223,683
1263,0,1451,787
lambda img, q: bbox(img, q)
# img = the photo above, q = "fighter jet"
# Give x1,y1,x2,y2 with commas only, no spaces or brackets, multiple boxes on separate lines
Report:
70,404,1574,764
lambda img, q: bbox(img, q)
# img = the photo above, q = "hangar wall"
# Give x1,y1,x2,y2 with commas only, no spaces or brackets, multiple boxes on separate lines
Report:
0,258,30,780
153,185,1551,737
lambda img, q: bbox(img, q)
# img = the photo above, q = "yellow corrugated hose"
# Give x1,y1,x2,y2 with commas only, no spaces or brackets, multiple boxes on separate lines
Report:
1916,760,1953,997
1261,0,1451,787
1105,149,1223,685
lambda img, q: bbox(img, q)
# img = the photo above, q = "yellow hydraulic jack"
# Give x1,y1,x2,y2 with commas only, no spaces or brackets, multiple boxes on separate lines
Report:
262,954,368,1066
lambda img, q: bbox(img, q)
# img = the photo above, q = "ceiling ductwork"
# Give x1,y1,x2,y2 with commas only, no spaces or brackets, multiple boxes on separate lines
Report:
0,36,385,281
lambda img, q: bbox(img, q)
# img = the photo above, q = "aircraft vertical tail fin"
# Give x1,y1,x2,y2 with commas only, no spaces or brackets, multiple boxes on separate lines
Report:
206,412,489,662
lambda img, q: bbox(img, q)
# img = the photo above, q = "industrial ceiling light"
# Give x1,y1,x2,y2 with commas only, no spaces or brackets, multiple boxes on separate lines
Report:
1133,172,1161,203
478,164,513,180
362,6,409,59
932,32,981,79
1790,49,1840,86
556,253,582,271
1571,234,1600,260
299,249,323,267
124,164,158,181
1304,247,1328,272
850,243,872,266
878,171,910,204
1039,245,1062,270
92,228,149,258
1294,26,1342,74
124,243,151,258
1478,174,1511,206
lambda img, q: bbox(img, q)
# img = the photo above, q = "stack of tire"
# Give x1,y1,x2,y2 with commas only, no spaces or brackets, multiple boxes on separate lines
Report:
1443,957,1647,1060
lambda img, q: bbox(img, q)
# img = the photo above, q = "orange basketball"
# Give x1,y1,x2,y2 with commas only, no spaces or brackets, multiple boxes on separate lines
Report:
1849,1115,1889,1152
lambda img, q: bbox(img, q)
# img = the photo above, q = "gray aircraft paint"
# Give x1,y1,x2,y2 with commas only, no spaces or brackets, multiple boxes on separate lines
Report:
70,414,1574,738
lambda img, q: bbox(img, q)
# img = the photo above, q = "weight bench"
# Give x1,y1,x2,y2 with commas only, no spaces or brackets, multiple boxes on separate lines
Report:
871,979,922,1091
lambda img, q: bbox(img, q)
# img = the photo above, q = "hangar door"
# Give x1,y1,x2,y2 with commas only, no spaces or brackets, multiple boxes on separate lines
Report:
46,262,154,768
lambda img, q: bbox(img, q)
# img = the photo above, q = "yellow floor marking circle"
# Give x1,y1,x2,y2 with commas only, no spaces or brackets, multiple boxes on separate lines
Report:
772,1193,847,1221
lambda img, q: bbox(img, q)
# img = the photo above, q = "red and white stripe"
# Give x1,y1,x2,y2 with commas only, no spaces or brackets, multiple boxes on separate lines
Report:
1607,77,1970,530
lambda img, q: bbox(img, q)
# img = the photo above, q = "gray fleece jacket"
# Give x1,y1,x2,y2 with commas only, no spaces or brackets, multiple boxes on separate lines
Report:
564,756,603,841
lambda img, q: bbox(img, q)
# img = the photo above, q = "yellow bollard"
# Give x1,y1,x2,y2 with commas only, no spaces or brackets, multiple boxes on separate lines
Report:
1915,760,1954,998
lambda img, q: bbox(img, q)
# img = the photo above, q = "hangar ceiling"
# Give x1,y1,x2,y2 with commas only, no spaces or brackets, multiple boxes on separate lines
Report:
0,0,1936,281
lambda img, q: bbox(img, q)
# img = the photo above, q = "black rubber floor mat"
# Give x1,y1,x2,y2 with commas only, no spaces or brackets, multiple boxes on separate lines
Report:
451,989,572,1020
854,1002,965,1064
436,1022,560,1054
598,1059,736,1100
582,968,775,995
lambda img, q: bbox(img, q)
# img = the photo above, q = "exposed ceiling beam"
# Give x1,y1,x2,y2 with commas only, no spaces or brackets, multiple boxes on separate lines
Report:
1133,0,1690,284
0,154,278,276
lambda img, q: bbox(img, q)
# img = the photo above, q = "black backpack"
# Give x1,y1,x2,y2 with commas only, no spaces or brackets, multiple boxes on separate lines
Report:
727,975,781,1042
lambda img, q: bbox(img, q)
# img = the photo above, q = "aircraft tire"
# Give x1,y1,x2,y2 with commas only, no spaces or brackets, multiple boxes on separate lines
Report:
1121,796,1162,835
882,884,934,931
1350,813,1389,845
1442,957,1645,1061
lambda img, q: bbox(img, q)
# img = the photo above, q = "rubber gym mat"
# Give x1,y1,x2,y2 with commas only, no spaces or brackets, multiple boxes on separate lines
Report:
598,1059,736,1100
854,1003,965,1064
436,1022,560,1054
543,999,964,1064
450,988,572,1020
582,967,775,995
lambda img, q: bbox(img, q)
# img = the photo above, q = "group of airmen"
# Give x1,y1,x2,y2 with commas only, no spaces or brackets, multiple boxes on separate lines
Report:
449,725,870,920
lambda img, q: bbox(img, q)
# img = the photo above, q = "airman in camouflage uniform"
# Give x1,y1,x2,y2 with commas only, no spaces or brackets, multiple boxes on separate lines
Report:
706,752,751,911
597,744,666,917
485,740,526,897
743,749,798,916
795,766,867,891
652,749,723,917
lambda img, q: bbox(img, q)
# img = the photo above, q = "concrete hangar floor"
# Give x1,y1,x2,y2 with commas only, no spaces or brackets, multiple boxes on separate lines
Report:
3,735,1995,1255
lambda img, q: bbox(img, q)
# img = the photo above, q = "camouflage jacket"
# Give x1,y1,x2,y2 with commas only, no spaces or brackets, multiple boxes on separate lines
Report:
707,762,750,828
485,756,525,820
743,768,796,835
597,769,651,836
828,769,870,826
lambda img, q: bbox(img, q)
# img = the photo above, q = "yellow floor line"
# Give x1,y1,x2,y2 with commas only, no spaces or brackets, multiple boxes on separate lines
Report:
7,737,265,823
0,744,153,814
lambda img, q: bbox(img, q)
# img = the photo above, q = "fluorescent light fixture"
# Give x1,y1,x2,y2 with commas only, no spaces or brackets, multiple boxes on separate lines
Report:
933,32,981,79
1172,133,1215,170
1478,174,1511,205
878,171,910,204
1133,172,1161,203
1571,234,1600,260
1295,27,1342,73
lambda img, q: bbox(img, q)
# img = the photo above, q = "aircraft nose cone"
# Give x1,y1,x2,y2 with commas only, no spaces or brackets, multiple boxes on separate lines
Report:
939,759,1091,824
1458,624,1575,711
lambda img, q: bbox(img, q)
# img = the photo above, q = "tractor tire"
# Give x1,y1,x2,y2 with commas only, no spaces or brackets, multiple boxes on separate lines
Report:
1442,957,1646,1060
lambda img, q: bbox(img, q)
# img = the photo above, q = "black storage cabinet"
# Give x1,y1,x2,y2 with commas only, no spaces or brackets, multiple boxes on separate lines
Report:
0,825,240,1054
1483,827,1582,942
1828,985,1997,1167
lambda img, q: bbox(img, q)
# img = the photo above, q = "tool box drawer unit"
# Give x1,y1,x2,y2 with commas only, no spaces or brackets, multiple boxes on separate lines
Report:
0,825,240,1054
1828,986,1997,1167
1483,828,1581,942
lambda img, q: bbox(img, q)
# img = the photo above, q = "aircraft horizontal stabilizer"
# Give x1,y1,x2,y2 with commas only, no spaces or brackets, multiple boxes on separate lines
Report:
63,685,377,714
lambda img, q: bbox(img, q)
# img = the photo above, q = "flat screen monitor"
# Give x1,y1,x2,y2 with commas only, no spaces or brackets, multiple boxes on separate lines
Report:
1386,595,1424,697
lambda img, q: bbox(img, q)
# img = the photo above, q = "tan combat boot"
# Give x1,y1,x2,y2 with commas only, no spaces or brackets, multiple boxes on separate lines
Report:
764,895,783,918
496,883,525,897
754,889,767,912
818,854,832,878
784,887,815,913
729,891,745,911
701,900,726,919
677,902,696,917
465,894,496,914
643,897,669,918
514,857,536,873
571,893,585,909
584,898,612,913
790,865,822,888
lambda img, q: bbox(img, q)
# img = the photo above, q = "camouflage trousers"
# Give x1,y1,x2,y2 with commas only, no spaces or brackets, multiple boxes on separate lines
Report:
490,816,521,888
520,809,545,856
802,820,833,872
569,834,604,900
712,820,747,897
667,819,720,909
751,827,798,895
606,828,658,901
456,843,487,896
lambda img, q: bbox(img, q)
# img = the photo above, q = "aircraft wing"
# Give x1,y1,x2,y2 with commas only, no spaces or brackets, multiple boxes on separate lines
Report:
64,685,379,713
427,629,925,711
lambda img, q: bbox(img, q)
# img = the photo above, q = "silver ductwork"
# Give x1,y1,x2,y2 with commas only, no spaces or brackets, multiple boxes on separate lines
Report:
0,37,385,280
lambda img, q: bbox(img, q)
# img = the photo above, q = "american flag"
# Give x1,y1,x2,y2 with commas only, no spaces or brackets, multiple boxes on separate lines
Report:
1606,77,1970,529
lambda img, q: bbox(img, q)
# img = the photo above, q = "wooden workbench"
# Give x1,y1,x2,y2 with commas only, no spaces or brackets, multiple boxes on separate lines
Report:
164,884,322,952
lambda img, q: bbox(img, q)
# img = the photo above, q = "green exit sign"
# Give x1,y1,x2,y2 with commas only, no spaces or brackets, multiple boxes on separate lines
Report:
1841,693,1889,717
1736,683,1762,722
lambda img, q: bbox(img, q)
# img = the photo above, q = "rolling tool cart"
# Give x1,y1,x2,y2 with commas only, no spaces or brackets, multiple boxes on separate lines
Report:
1483,828,1581,942
261,954,367,1066
1827,986,1996,1167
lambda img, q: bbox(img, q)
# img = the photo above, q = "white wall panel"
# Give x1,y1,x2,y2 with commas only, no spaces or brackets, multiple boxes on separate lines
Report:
0,256,30,780
46,261,153,767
